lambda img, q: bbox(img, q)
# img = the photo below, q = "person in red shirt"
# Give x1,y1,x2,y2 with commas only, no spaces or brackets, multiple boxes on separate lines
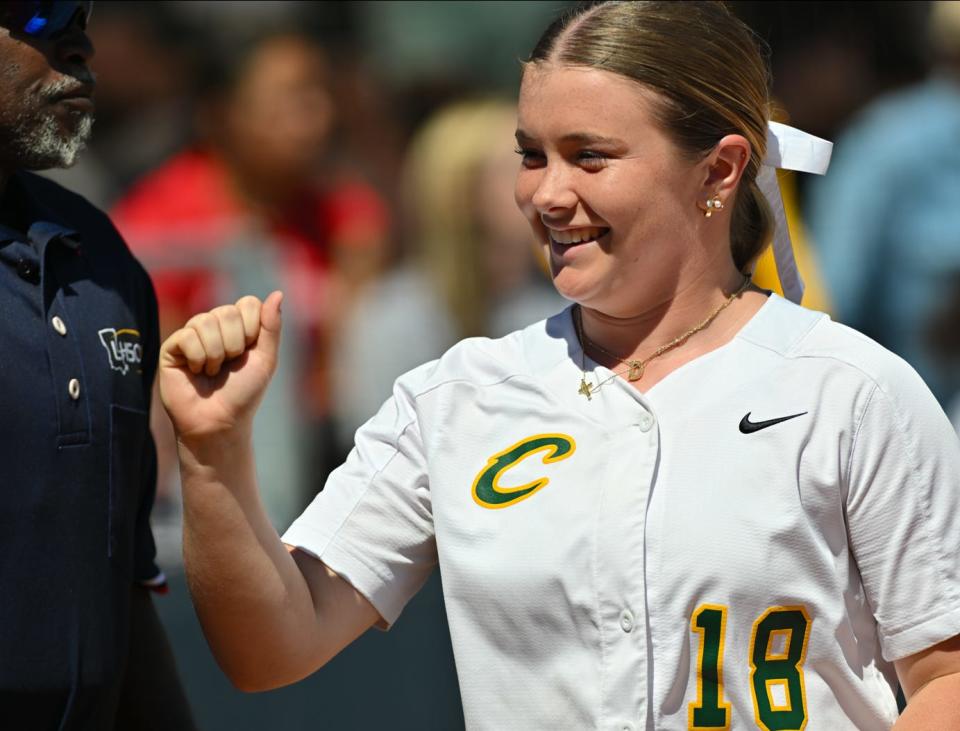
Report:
112,31,390,514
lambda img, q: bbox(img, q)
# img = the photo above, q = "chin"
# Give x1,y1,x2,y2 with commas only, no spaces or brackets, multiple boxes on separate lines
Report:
25,112,93,169
549,269,602,308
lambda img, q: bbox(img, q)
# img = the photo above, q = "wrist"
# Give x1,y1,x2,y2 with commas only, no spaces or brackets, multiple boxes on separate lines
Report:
177,428,253,473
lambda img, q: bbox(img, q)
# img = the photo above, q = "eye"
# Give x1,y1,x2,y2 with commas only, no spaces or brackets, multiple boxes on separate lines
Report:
576,150,609,171
515,147,546,169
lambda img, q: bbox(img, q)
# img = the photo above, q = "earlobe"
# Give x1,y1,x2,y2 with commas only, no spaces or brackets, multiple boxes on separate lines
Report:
696,195,724,218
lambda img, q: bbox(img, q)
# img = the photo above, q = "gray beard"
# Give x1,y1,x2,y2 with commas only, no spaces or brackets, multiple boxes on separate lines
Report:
12,108,93,169
8,75,95,170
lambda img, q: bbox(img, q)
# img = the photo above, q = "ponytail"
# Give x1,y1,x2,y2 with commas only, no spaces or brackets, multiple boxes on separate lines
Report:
730,178,774,272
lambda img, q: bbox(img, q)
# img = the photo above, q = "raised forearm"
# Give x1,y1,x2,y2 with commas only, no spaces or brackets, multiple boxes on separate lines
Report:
179,432,321,690
162,294,377,688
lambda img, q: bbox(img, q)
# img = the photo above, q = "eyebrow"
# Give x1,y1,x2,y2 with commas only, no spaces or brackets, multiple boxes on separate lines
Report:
515,129,628,148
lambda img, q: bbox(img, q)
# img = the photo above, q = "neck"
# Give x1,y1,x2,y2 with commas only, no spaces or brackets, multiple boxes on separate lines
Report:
229,168,302,215
579,265,750,364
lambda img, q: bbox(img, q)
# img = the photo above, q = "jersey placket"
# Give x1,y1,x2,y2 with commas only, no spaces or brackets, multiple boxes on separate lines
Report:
594,391,660,731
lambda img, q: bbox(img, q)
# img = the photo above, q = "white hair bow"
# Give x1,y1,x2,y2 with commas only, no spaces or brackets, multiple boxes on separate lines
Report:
756,121,833,304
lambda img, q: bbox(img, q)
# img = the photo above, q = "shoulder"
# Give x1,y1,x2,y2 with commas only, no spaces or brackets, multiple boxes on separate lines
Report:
18,171,114,232
114,148,223,208
18,171,141,262
743,295,944,420
392,307,574,401
109,149,236,241
18,172,156,300
831,79,959,167
801,313,928,400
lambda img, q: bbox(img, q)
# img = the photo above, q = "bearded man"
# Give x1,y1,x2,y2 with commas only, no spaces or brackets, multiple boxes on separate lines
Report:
0,2,193,727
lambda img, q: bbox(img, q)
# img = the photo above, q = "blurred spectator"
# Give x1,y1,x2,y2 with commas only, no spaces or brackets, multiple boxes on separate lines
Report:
808,0,960,406
927,271,960,434
331,98,564,449
734,1,930,141
112,31,390,526
358,1,569,90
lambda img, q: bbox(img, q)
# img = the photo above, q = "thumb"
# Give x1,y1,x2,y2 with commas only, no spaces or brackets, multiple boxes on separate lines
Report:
256,290,283,360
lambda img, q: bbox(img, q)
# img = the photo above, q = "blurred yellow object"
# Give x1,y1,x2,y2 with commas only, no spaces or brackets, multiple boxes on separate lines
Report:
752,169,833,315
930,0,960,57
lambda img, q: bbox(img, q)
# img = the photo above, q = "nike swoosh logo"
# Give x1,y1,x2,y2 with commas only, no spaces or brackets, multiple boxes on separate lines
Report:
739,411,808,434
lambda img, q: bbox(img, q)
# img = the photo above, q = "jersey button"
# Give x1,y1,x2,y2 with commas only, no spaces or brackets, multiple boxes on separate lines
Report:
620,724,635,731
637,413,654,432
68,378,81,400
619,609,634,633
51,316,68,336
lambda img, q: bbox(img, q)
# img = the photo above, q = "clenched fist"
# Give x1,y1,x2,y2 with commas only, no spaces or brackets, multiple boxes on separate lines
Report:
159,291,283,441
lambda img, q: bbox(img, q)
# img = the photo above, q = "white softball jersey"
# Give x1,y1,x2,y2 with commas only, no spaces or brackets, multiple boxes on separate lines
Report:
283,293,960,730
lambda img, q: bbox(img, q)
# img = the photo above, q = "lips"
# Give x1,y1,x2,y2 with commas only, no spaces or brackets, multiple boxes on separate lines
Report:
44,75,94,101
547,226,610,246
51,85,95,114
545,226,610,265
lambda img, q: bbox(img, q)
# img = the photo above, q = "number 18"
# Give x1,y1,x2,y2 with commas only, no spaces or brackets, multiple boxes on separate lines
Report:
689,604,811,731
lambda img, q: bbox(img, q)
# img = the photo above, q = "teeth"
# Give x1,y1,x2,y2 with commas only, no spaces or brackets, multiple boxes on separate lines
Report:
550,227,606,245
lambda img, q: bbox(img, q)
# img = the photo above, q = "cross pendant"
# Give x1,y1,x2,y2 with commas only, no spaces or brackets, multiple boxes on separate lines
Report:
578,376,593,400
627,361,645,381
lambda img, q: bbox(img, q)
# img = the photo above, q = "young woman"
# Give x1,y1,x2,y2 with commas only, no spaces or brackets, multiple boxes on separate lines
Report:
159,3,960,728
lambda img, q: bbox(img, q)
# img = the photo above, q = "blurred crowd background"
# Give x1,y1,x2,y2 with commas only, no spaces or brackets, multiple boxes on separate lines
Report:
45,1,960,728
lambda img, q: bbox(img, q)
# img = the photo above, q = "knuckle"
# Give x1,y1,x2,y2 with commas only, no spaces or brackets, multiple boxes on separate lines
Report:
180,329,201,350
187,312,215,331
213,304,241,321
224,335,245,354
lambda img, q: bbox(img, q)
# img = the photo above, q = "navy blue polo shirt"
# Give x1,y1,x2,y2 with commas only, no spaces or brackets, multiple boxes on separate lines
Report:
0,172,162,725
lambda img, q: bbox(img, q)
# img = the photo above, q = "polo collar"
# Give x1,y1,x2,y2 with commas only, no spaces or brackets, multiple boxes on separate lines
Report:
0,172,82,254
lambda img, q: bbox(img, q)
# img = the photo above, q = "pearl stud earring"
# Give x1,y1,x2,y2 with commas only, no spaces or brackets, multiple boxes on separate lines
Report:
699,195,724,218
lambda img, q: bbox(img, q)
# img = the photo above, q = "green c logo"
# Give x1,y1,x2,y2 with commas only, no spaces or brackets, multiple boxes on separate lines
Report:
472,433,576,509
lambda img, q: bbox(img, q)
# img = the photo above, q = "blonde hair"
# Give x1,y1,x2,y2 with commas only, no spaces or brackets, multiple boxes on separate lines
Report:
401,99,520,337
527,0,774,270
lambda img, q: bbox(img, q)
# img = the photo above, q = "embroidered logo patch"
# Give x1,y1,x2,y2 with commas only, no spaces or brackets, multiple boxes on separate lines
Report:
472,433,576,509
98,328,143,375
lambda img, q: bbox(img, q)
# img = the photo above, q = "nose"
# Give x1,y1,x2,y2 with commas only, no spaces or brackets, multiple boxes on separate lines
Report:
529,161,577,214
54,11,95,66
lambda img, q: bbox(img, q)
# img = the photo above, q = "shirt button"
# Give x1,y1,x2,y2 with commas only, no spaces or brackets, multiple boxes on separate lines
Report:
51,316,67,336
16,258,39,284
637,413,654,432
621,724,635,731
68,378,81,400
619,609,634,633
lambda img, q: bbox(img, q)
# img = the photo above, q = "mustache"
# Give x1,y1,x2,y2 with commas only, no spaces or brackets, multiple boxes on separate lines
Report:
39,71,97,101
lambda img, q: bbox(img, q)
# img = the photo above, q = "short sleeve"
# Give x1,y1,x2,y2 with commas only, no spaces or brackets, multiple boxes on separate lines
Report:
844,371,960,661
282,364,437,626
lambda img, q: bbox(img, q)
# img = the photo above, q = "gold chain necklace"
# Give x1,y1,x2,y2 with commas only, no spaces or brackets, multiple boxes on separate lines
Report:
574,275,751,400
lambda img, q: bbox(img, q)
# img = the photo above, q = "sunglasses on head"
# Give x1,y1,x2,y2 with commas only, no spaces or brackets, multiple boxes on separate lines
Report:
1,1,91,40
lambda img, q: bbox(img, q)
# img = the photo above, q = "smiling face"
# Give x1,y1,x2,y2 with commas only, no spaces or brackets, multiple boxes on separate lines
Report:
0,8,95,173
515,63,716,318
